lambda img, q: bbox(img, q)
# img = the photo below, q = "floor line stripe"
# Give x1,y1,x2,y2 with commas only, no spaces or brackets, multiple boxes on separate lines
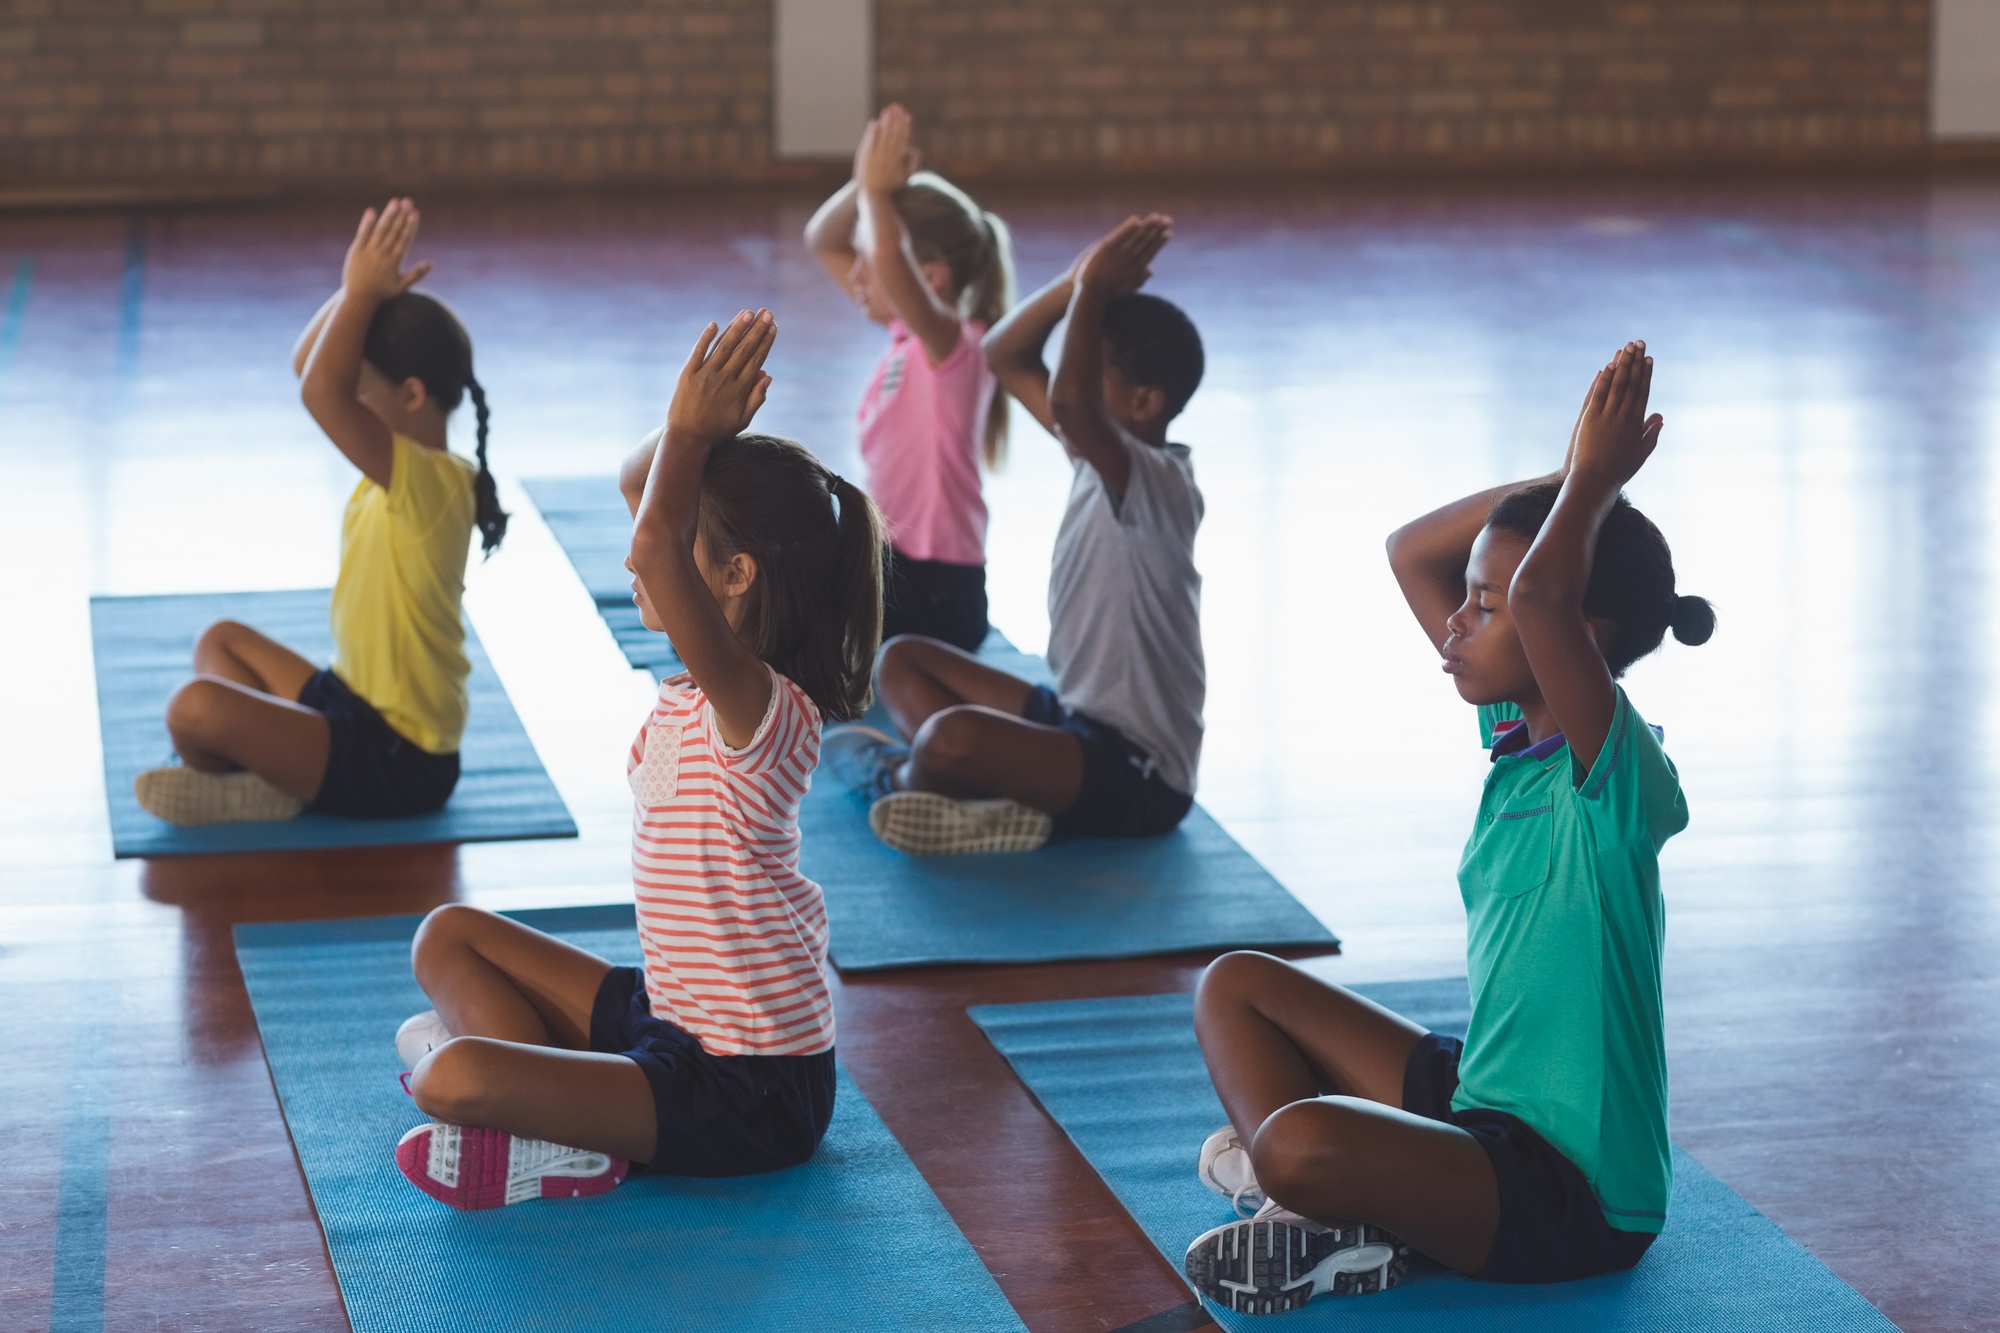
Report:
0,255,31,382
48,1020,110,1333
116,217,146,380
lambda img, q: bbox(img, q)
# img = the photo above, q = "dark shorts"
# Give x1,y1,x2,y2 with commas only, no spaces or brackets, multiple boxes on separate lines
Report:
296,669,459,818
1404,1032,1657,1283
589,965,836,1176
1022,685,1194,838
883,547,988,653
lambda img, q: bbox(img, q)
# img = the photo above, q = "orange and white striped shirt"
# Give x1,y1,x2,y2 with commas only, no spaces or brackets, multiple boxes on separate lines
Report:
626,666,832,1057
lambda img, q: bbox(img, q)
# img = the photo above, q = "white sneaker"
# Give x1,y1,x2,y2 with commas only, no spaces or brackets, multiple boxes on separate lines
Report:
1184,1197,1409,1313
821,724,908,802
394,1122,627,1210
396,1010,454,1071
868,791,1052,856
1197,1124,1267,1217
134,765,303,827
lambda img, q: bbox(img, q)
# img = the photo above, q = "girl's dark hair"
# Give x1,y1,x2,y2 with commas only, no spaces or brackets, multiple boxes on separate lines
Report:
697,434,886,721
362,291,507,555
1487,480,1715,677
892,172,1015,467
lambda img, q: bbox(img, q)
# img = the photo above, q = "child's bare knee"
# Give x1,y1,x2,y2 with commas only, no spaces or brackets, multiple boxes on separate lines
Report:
410,903,487,973
193,619,247,655
164,678,230,742
911,706,984,773
1196,950,1280,1009
1251,1099,1358,1207
409,1037,496,1124
874,634,937,692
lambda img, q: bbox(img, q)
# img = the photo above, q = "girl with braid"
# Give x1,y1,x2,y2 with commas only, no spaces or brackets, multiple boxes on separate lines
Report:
135,198,508,826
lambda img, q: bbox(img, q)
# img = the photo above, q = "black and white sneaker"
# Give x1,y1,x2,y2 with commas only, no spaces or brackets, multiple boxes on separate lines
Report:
1184,1200,1408,1314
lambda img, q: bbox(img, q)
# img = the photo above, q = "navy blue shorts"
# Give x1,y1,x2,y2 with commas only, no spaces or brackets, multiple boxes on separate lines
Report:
882,547,988,654
589,965,836,1176
296,670,458,818
1404,1032,1656,1283
1022,685,1193,838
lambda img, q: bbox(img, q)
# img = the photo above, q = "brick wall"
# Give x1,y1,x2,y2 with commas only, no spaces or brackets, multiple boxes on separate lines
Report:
883,0,1932,177
0,0,800,202
0,1,1940,203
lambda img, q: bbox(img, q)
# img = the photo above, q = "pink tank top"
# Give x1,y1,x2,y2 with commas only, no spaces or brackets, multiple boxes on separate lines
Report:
856,318,994,566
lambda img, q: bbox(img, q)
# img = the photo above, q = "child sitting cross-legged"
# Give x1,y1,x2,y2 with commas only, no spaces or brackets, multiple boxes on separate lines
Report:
821,214,1207,856
1181,343,1714,1312
391,310,885,1209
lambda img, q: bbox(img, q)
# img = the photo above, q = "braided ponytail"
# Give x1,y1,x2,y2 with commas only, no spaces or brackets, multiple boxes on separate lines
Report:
362,292,507,558
467,377,507,556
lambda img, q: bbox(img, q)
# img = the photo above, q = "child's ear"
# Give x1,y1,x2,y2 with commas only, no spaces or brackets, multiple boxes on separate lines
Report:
1131,384,1168,427
724,551,759,599
920,259,955,303
399,376,430,414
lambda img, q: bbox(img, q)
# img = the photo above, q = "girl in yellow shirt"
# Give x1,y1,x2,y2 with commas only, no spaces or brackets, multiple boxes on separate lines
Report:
135,199,507,826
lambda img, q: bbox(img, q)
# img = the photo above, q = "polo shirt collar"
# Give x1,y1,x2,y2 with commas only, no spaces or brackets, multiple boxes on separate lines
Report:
1490,718,1567,763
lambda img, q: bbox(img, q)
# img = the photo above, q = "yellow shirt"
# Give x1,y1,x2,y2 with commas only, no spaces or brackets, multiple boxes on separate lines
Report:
329,433,477,754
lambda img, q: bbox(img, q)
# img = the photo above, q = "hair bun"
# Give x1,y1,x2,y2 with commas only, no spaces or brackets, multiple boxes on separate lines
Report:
1669,594,1716,646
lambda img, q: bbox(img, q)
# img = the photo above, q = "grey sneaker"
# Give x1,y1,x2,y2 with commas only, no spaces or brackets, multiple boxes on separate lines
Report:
820,725,907,803
1184,1198,1409,1313
868,791,1052,856
134,765,303,827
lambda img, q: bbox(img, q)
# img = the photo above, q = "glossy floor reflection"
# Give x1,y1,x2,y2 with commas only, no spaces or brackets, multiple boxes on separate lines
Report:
3,176,1998,1331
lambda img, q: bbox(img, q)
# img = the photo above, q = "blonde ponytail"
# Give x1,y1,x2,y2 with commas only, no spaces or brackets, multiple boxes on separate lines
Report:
892,173,1016,467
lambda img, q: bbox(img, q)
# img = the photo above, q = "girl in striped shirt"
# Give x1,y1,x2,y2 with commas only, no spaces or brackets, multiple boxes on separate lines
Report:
392,309,884,1210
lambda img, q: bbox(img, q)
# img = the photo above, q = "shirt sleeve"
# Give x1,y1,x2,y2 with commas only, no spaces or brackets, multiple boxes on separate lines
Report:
387,433,473,531
704,668,821,779
1571,688,1689,851
1110,440,1200,537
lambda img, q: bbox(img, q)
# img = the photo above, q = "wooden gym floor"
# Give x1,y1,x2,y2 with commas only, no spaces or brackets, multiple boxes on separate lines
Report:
2,175,1996,1332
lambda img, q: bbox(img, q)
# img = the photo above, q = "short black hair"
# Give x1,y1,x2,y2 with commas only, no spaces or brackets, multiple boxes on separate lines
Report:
1487,481,1715,677
1103,293,1204,421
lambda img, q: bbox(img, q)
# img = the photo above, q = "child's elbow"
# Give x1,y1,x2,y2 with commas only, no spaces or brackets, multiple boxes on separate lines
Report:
1504,570,1571,616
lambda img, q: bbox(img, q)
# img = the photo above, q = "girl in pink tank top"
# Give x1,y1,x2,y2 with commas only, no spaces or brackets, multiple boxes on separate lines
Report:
805,104,1014,652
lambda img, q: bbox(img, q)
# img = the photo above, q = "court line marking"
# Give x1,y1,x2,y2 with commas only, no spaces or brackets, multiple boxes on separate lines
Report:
0,255,31,382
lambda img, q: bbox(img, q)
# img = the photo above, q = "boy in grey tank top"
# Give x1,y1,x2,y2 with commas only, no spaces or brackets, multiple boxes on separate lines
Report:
821,215,1207,856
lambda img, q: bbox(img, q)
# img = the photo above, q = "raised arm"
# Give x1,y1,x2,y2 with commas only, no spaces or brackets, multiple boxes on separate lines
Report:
803,179,862,295
629,310,779,749
298,199,433,487
290,291,344,378
1386,376,1595,652
981,260,1080,437
1508,342,1662,773
853,106,963,366
1048,215,1170,502
619,427,664,518
1386,477,1552,654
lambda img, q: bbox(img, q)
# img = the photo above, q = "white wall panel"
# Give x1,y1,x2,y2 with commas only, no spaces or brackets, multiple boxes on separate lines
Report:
774,0,873,159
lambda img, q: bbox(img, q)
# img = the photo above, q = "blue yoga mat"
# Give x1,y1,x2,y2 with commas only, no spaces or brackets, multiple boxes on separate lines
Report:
92,590,576,857
522,475,682,676
815,638,1334,970
522,475,1337,971
971,981,1898,1332
235,906,1026,1333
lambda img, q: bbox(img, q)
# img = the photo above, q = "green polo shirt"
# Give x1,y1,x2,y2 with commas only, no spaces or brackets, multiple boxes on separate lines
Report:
1454,689,1686,1234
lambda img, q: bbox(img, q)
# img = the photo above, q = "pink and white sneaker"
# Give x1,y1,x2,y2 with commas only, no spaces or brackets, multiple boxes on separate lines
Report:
395,1122,628,1210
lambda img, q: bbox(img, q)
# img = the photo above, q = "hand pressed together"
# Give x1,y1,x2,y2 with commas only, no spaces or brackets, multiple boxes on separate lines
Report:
1569,341,1663,490
342,198,432,304
856,104,922,195
667,310,777,444
1077,214,1173,299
